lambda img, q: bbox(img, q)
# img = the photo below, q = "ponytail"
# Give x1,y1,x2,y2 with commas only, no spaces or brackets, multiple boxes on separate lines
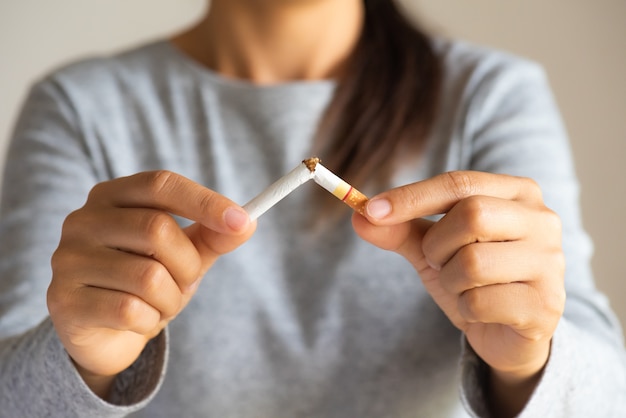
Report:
313,0,442,190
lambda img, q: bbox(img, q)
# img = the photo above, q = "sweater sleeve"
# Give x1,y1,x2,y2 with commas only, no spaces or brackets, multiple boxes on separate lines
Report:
0,78,167,417
455,54,626,416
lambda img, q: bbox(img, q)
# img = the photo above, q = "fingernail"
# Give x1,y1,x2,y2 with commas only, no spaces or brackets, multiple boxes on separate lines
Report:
426,258,441,271
187,278,201,293
224,207,249,232
367,198,392,220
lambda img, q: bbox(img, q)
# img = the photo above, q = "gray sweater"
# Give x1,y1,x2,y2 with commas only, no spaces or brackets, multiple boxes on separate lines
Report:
1,39,625,417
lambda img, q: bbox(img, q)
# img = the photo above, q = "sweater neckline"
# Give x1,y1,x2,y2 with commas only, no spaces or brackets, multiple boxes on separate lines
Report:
159,40,337,92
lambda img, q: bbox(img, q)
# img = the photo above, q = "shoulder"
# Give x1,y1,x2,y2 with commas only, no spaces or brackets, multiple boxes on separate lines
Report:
27,40,185,114
435,38,547,85
423,38,569,173
429,37,562,141
433,38,551,109
43,40,174,87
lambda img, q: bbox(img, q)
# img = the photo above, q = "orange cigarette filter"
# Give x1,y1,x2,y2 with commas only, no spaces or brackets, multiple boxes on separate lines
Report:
305,157,368,215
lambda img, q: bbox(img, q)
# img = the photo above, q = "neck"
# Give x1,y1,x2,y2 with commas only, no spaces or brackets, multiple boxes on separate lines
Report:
172,0,364,84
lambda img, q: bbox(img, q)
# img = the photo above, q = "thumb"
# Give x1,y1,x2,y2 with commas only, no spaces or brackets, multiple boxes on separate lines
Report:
353,213,460,326
352,213,434,273
352,213,412,252
362,171,536,225
184,220,256,274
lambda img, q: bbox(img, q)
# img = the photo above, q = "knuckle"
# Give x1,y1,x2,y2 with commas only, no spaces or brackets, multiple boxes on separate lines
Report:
458,289,483,322
116,294,150,328
62,209,82,228
554,250,566,276
50,247,83,280
444,171,478,200
164,297,183,320
144,170,178,199
540,259,566,314
135,262,183,318
520,329,546,343
196,190,220,215
165,296,184,320
137,261,169,296
61,209,90,236
455,245,484,281
143,211,178,247
420,234,437,262
185,257,203,284
513,286,543,330
86,180,109,202
47,281,81,324
46,282,65,318
458,196,491,232
543,207,563,235
544,286,566,319
50,247,66,273
520,176,543,201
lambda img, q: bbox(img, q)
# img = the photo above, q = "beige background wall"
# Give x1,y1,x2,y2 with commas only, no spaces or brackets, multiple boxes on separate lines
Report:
1,1,625,326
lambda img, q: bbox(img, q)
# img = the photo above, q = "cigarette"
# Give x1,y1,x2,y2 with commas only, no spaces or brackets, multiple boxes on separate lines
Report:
243,161,315,220
310,159,369,215
242,157,368,220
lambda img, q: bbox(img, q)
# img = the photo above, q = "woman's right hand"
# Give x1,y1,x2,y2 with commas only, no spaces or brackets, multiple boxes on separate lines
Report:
47,171,256,398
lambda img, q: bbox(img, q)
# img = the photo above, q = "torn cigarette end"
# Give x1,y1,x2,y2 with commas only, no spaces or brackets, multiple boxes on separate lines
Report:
242,161,314,220
242,157,368,220
303,157,320,172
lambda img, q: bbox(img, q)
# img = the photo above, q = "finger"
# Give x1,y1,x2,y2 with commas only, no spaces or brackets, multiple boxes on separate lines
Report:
184,221,257,273
87,171,251,234
351,213,412,252
364,171,543,224
65,207,204,291
59,246,186,320
352,213,433,273
438,241,564,295
50,285,162,335
421,196,540,269
458,282,564,337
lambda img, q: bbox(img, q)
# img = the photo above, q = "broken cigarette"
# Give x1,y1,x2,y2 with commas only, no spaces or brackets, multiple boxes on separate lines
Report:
243,157,368,220
310,159,369,215
242,161,315,220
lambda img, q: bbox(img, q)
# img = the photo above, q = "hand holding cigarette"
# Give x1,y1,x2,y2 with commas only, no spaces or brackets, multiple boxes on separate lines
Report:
243,158,368,220
352,171,565,407
47,171,255,397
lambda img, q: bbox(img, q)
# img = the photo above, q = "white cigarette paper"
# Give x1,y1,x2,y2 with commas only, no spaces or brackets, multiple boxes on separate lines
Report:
243,162,315,220
243,157,368,220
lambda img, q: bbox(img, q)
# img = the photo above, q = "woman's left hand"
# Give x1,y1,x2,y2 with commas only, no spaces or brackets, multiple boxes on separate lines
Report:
352,171,566,413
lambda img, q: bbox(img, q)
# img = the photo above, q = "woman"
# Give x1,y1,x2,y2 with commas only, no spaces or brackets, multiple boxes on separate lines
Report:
1,0,624,416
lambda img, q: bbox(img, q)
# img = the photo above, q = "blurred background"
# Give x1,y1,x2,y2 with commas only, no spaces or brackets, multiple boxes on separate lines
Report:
1,0,624,325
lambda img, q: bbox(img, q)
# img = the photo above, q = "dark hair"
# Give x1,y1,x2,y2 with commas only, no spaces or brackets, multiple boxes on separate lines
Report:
312,0,442,191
